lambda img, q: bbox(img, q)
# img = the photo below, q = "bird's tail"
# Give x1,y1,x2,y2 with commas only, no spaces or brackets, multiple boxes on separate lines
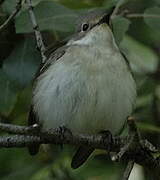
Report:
28,144,40,155
71,146,94,169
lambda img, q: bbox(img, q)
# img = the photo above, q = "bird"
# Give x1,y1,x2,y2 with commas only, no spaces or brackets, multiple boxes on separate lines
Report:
28,9,137,169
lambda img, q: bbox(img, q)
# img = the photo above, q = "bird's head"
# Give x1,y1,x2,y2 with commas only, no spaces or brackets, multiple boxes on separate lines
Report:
68,9,115,47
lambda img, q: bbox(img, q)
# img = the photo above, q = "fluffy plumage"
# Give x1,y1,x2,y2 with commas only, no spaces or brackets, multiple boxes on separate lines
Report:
33,24,136,135
29,11,136,168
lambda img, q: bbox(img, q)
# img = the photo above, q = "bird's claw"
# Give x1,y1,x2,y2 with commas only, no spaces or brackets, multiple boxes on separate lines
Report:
28,123,40,134
56,126,72,149
99,130,113,151
111,117,158,162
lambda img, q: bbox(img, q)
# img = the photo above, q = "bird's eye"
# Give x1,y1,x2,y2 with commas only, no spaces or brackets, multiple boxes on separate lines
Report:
82,23,89,31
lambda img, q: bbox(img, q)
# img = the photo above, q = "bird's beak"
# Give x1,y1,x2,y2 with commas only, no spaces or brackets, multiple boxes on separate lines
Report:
98,7,115,26
98,13,110,25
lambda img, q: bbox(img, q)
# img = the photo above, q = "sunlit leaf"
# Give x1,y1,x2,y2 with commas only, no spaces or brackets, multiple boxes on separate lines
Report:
112,16,131,45
3,37,41,89
144,7,160,30
15,1,78,33
120,35,159,74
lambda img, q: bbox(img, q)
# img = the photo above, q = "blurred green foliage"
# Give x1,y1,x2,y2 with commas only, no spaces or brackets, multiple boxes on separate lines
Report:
0,0,160,179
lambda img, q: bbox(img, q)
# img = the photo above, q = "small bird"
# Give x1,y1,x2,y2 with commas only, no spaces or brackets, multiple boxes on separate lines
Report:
28,9,136,169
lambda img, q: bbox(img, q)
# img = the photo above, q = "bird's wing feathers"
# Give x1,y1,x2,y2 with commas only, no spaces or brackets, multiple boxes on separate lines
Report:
28,45,68,155
28,106,40,155
28,45,68,126
39,45,68,75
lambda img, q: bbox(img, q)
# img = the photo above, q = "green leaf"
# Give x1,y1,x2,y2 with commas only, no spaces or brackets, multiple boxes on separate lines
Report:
3,37,41,89
2,0,16,14
154,0,160,5
144,7,160,30
138,122,160,133
0,70,18,116
103,0,129,9
120,35,159,74
60,0,101,9
2,0,43,14
112,16,131,45
9,86,32,125
15,1,78,33
103,0,118,9
155,85,160,100
136,94,153,109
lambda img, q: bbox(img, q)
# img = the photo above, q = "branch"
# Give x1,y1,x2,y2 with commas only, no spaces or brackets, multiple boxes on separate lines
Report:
0,121,39,135
25,0,47,63
0,0,22,32
111,0,126,19
110,2,160,23
0,119,159,179
126,13,160,19
0,135,41,147
0,122,124,150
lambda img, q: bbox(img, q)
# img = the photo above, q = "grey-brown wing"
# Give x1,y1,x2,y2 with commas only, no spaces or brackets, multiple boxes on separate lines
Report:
28,106,40,155
28,45,68,155
121,50,135,78
39,45,67,75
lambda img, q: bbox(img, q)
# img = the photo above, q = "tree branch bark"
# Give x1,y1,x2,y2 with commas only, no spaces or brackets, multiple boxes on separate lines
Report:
25,0,47,63
0,118,159,180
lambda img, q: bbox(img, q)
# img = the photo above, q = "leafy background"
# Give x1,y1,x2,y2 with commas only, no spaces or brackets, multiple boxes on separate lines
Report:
0,0,160,179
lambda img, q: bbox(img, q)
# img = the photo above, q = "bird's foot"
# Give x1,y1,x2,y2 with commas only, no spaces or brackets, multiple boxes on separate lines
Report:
111,117,139,162
28,123,41,134
56,126,72,149
58,126,73,138
111,116,158,162
99,130,113,151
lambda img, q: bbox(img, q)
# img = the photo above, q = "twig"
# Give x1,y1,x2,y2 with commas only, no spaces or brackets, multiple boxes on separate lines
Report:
0,0,22,32
0,122,124,150
111,0,126,19
25,0,47,63
122,161,134,180
0,135,41,147
126,13,160,19
0,120,159,177
0,122,39,135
